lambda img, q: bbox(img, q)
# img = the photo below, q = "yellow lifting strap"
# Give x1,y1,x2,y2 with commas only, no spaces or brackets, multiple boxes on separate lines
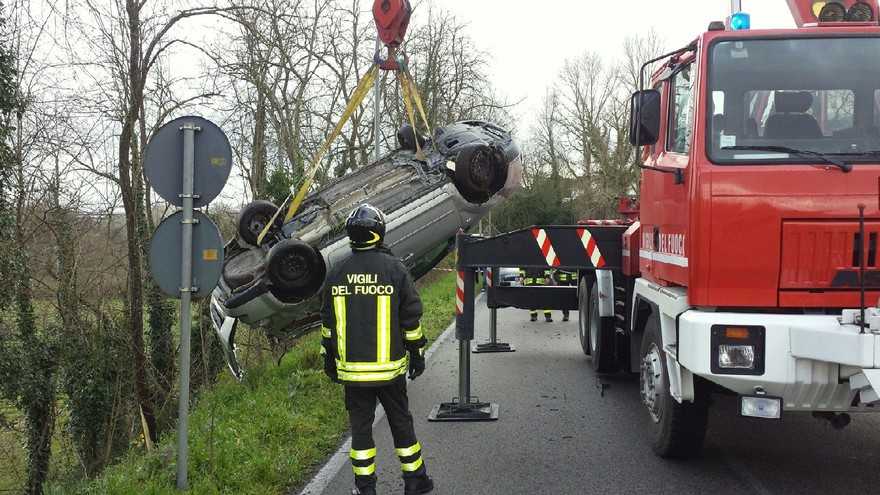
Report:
256,64,380,246
397,71,432,157
402,70,431,137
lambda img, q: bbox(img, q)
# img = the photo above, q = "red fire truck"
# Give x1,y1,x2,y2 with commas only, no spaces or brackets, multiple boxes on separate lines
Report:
442,0,880,458
616,0,880,456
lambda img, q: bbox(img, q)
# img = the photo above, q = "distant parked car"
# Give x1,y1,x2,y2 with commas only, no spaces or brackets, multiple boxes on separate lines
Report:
498,267,521,287
210,121,522,378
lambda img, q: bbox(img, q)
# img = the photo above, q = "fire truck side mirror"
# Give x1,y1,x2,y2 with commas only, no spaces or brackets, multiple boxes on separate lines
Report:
629,89,661,147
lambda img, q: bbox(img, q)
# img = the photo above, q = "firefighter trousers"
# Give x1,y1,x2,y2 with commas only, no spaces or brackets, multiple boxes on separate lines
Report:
345,378,427,489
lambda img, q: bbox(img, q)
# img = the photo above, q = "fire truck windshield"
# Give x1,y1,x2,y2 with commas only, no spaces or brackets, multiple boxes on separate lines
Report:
707,37,880,165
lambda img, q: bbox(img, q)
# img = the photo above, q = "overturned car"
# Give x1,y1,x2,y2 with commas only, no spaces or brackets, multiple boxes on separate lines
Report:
210,120,521,378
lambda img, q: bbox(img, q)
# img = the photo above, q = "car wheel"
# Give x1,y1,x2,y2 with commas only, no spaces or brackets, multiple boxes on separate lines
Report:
577,276,591,355
453,143,507,203
266,238,326,302
640,316,709,458
588,281,617,373
237,200,281,246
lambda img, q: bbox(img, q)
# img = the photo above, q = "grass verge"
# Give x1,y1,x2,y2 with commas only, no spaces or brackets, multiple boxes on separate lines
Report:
54,270,456,495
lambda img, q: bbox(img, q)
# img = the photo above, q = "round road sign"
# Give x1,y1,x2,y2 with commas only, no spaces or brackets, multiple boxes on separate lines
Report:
149,210,225,298
144,115,232,208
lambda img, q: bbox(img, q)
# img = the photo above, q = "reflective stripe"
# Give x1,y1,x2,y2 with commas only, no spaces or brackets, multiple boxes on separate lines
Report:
404,325,423,341
320,346,326,356
353,463,376,475
395,442,421,457
321,326,332,338
350,447,376,460
377,295,391,363
400,457,423,472
338,366,408,382
334,297,347,363
337,356,408,372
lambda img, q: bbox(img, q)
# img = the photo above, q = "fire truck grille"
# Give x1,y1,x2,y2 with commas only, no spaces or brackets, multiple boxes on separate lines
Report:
780,220,880,289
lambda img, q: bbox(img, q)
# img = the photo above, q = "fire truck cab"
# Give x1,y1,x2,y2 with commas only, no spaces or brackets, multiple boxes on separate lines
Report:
617,0,880,457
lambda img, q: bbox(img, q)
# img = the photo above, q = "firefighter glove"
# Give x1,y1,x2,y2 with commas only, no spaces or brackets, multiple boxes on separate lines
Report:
408,351,425,380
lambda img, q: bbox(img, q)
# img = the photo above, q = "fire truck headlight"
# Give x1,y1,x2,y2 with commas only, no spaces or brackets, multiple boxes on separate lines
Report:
711,325,765,375
846,2,875,21
740,395,782,419
729,12,751,30
718,344,755,369
818,1,846,21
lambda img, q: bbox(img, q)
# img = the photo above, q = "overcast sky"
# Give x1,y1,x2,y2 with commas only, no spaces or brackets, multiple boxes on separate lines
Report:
426,0,795,125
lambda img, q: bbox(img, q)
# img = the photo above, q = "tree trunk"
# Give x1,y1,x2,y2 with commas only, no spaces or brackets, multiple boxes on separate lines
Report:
121,0,157,445
250,90,268,199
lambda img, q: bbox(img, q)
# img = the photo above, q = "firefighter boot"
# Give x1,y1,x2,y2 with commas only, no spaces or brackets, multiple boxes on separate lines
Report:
530,312,537,322
545,313,553,323
563,310,570,322
352,484,377,495
404,474,434,494
352,474,377,495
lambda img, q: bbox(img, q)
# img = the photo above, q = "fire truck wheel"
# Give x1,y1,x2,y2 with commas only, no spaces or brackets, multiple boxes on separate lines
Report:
588,280,616,373
237,200,281,246
266,238,326,302
640,316,709,458
577,277,591,355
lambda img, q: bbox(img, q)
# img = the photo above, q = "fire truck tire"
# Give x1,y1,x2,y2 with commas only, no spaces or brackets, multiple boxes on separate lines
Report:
237,200,281,246
588,280,616,373
640,316,709,458
577,277,591,355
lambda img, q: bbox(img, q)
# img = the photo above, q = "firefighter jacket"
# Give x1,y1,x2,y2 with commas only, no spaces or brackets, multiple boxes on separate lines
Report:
320,247,426,386
520,267,551,286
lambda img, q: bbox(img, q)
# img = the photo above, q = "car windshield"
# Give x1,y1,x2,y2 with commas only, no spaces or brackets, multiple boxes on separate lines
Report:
708,37,880,164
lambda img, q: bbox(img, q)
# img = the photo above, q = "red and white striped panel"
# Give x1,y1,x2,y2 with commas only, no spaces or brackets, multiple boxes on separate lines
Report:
455,270,465,315
486,268,493,288
577,228,606,268
532,228,561,266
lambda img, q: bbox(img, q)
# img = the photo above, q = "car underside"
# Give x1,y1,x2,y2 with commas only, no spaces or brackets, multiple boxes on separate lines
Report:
210,120,522,378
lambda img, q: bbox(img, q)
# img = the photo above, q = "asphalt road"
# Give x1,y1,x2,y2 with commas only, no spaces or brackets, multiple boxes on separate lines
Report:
313,298,880,495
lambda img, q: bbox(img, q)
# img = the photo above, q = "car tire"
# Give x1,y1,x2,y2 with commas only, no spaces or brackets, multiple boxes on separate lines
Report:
453,143,507,204
577,276,591,355
266,238,327,302
237,200,281,246
640,316,709,458
588,280,616,373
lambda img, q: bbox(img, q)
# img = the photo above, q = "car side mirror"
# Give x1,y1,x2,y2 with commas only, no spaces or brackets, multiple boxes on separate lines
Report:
629,89,661,147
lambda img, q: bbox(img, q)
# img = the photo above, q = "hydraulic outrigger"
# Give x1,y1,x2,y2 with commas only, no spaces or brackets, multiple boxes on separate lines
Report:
428,226,625,421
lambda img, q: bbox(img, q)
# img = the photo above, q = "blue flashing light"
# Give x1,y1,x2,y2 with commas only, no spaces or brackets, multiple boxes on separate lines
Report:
730,11,751,30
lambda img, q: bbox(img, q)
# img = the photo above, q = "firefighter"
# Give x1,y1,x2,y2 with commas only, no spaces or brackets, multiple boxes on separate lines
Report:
553,269,577,322
321,204,434,495
520,267,553,322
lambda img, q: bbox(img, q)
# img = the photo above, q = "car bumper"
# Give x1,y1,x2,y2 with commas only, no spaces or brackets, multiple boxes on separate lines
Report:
678,310,880,411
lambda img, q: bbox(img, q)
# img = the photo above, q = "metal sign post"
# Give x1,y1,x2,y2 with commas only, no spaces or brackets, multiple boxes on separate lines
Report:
144,115,231,491
175,123,198,490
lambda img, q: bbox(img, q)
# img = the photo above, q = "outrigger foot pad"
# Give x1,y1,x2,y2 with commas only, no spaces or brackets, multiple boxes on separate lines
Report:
428,397,499,422
472,342,515,353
